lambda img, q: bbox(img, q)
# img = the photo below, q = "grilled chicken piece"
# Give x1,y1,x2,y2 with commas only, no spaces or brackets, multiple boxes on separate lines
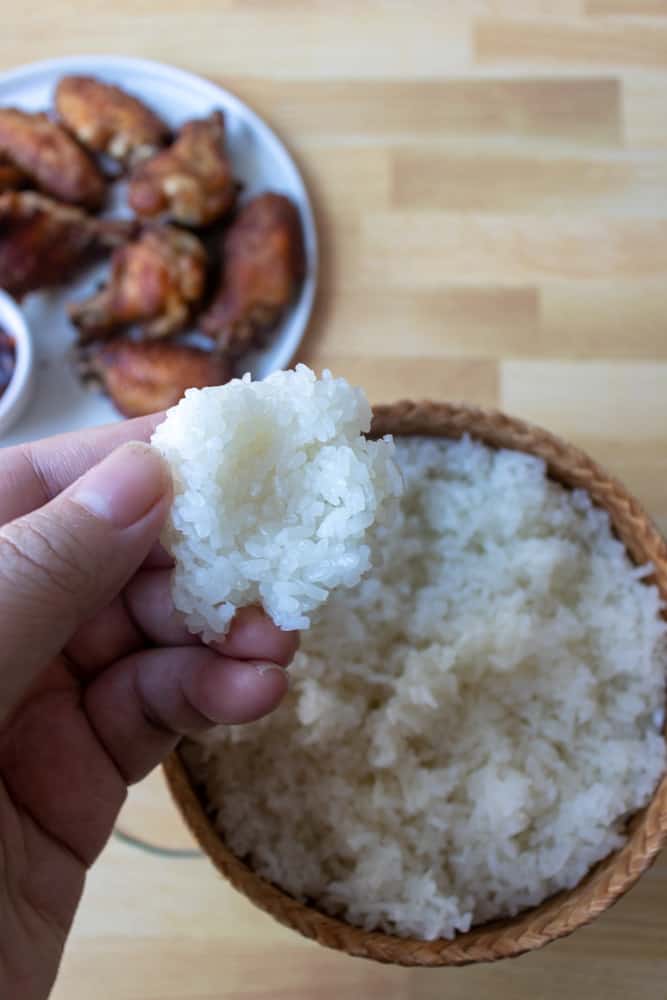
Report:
200,193,305,355
0,157,27,194
128,111,236,227
55,75,169,169
0,108,106,209
0,191,133,299
69,224,207,340
79,338,232,417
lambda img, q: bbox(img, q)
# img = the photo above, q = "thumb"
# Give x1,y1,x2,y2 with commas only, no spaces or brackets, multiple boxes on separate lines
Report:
0,442,171,719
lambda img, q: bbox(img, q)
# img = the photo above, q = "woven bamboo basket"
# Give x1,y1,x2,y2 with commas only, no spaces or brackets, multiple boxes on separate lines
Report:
164,401,667,967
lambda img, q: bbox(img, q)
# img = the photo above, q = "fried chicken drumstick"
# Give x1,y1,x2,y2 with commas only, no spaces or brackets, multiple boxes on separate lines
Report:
69,224,207,340
56,75,170,169
200,192,305,355
0,157,26,194
80,338,232,417
0,108,106,209
0,191,134,299
128,111,236,227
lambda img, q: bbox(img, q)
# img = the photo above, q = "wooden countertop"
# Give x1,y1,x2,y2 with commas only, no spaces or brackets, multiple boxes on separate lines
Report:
1,2,665,997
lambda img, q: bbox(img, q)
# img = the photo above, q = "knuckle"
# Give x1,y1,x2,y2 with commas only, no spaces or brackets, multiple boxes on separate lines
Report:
0,509,92,612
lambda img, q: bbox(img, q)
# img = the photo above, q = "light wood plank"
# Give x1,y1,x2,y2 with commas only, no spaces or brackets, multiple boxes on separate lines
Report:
392,149,667,216
307,282,667,362
361,213,667,286
225,78,622,146
587,0,667,14
300,355,499,407
299,287,539,359
475,16,667,67
487,0,584,13
300,146,392,214
501,360,667,442
0,3,470,78
52,838,667,1000
540,281,667,359
623,76,667,150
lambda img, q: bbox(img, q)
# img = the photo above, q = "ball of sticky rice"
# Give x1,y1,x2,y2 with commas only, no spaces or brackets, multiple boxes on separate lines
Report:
151,365,402,639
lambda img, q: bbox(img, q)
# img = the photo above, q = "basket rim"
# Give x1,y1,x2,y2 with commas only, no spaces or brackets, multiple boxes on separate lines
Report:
162,400,667,967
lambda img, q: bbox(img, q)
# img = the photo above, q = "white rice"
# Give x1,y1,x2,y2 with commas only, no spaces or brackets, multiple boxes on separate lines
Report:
187,435,667,940
151,365,401,639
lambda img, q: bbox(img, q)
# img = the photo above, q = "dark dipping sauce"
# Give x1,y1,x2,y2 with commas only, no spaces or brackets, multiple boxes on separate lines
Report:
0,329,16,399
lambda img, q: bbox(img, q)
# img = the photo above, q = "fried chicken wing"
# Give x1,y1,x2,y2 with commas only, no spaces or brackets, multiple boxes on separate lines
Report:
0,157,27,193
128,111,236,226
200,193,305,355
0,191,134,299
56,75,170,169
0,108,106,209
68,224,207,340
79,338,232,417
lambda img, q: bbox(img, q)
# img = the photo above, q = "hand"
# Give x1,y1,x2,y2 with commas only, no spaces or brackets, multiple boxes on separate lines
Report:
0,416,296,999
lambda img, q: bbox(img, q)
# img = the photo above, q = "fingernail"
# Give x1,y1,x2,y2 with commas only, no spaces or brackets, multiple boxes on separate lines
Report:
254,661,288,679
71,443,171,529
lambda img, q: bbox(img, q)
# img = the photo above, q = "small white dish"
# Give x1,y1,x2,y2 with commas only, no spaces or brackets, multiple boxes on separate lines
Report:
0,290,34,439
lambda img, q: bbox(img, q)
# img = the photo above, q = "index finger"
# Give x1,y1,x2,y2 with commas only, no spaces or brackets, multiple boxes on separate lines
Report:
0,411,165,525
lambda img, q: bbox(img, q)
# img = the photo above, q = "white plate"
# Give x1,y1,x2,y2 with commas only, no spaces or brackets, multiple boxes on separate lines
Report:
0,289,34,436
0,56,318,448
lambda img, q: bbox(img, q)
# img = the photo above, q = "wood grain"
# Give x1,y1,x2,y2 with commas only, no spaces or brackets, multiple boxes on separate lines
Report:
359,214,667,285
392,149,667,216
623,76,667,149
0,1,660,996
540,281,667,358
501,361,667,439
587,0,667,13
475,17,667,68
229,77,622,145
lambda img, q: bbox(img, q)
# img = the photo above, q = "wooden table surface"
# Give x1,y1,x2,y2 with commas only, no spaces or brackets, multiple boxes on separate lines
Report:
2,2,666,997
